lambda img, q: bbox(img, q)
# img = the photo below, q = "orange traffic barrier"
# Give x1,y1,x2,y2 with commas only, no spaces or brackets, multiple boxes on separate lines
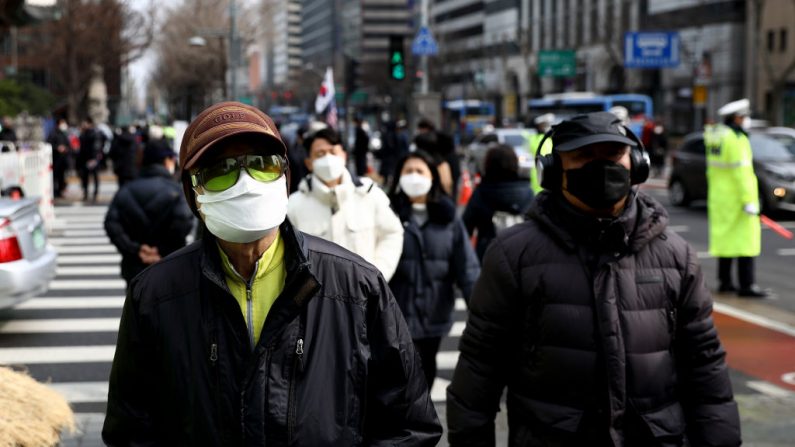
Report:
458,170,473,205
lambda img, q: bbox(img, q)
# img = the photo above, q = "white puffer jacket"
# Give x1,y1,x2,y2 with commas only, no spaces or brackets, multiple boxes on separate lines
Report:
287,170,404,280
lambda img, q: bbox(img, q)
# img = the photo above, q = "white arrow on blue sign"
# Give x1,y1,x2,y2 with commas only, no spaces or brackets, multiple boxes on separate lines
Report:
412,26,439,56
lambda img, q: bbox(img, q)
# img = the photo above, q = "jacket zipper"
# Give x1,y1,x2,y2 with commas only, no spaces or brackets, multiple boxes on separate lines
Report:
246,286,254,349
668,308,678,342
287,315,306,443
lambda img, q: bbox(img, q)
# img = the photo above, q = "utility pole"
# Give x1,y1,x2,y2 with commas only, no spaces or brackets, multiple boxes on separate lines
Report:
229,0,238,101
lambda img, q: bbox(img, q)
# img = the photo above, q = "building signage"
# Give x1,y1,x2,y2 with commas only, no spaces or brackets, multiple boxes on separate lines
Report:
624,32,680,68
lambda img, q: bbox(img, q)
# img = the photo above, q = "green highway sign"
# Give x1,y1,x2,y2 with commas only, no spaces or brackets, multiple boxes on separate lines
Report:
538,50,576,77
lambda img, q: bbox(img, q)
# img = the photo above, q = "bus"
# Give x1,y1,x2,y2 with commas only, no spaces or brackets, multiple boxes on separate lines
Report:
442,100,496,141
528,93,653,136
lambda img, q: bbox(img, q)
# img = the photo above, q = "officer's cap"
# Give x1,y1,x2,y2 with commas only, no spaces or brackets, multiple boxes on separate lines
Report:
717,98,750,117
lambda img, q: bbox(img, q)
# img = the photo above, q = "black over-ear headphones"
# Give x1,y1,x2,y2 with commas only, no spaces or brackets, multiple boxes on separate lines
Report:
534,124,649,190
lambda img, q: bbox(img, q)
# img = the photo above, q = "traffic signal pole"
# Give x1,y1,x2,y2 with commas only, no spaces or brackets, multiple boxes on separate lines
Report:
420,0,429,94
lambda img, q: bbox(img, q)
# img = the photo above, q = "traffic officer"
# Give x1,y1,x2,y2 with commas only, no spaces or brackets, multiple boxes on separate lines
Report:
704,98,768,297
528,113,554,193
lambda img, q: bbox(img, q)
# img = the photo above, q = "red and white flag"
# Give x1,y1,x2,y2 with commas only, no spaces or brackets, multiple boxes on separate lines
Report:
314,67,336,115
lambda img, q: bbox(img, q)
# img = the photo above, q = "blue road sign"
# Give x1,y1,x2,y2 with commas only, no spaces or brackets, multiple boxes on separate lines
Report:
624,32,680,68
412,26,439,56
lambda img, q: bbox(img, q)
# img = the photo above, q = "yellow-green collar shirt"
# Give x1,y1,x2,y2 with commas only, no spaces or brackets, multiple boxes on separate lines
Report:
218,233,286,347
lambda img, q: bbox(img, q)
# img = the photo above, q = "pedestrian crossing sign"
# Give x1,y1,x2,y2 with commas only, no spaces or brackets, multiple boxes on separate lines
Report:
412,26,439,56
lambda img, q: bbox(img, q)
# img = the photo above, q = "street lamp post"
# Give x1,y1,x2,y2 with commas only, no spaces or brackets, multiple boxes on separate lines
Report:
189,0,240,102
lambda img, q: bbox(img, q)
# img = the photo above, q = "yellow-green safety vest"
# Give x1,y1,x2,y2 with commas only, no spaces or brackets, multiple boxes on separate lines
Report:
704,123,761,257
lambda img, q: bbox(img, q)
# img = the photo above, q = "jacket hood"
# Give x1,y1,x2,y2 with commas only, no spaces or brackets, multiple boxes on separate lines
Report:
529,189,668,254
474,180,534,215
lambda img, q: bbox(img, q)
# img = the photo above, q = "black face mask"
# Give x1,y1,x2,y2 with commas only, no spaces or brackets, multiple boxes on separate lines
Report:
565,159,631,209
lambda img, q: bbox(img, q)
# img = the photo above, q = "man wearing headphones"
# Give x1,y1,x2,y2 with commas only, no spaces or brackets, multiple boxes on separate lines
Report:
447,112,740,446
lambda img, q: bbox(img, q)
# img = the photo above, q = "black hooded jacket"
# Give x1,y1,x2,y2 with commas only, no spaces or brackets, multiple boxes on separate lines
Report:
104,164,194,282
462,179,534,260
389,196,480,339
102,219,442,446
447,191,741,447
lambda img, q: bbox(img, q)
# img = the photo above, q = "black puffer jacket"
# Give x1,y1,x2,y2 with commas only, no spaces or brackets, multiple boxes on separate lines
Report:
104,165,194,281
102,219,442,446
389,197,480,339
462,180,534,260
447,191,740,447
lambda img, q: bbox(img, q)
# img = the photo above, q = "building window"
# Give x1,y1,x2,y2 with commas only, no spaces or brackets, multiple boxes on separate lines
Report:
591,0,599,42
768,30,775,52
781,28,788,52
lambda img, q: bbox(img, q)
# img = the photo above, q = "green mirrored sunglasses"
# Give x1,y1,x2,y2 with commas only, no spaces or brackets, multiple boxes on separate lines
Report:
191,154,287,192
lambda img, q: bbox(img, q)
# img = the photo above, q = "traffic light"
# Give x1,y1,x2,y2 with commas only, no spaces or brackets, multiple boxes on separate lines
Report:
345,58,360,94
389,35,406,81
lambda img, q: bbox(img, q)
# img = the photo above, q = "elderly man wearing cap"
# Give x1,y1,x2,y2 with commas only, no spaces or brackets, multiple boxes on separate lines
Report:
528,113,554,193
103,138,193,285
704,98,768,297
102,102,441,445
448,112,740,446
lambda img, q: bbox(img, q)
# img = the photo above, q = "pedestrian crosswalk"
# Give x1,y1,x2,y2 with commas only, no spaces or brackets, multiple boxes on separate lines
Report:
0,202,471,435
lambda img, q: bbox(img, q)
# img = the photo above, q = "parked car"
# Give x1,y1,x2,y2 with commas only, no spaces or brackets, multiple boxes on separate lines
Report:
0,197,57,309
668,131,795,213
466,128,535,178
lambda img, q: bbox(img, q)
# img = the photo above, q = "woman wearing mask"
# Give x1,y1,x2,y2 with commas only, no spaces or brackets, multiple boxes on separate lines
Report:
463,144,535,261
387,150,480,389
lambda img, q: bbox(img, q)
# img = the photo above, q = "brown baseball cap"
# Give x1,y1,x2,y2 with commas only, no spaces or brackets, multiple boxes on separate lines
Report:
179,101,287,171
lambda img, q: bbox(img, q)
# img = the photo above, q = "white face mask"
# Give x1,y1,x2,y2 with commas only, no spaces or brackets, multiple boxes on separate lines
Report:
741,116,752,131
399,173,432,198
58,123,68,132
196,171,287,243
312,154,346,183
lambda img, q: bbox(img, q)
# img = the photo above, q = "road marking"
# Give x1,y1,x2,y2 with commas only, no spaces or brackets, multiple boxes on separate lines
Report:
783,372,795,386
48,279,126,290
52,216,105,224
0,345,115,364
431,378,450,402
49,382,108,404
51,222,104,230
455,298,466,311
713,302,795,338
0,318,120,333
63,230,107,237
56,266,120,276
437,351,459,371
449,321,465,337
58,254,121,264
777,248,795,256
56,245,117,254
668,225,689,233
50,237,110,246
696,251,712,259
747,381,795,398
15,297,124,310
55,207,107,215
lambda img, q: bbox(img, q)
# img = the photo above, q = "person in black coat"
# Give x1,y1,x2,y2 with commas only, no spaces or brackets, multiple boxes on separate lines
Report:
388,150,480,389
104,140,193,284
78,117,102,201
47,119,71,198
462,144,534,261
108,125,139,187
353,116,370,176
447,112,740,446
102,102,441,446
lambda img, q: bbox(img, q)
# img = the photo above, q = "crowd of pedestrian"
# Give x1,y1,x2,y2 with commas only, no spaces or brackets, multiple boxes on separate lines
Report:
90,100,761,445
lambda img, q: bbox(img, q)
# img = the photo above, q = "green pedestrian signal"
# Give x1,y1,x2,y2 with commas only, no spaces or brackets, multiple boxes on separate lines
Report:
389,35,405,81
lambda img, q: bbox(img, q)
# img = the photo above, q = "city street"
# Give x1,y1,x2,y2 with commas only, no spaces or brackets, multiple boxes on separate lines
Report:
0,177,793,446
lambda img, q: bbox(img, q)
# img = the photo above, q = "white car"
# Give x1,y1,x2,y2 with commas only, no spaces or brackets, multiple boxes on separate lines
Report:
0,197,57,308
466,128,536,178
